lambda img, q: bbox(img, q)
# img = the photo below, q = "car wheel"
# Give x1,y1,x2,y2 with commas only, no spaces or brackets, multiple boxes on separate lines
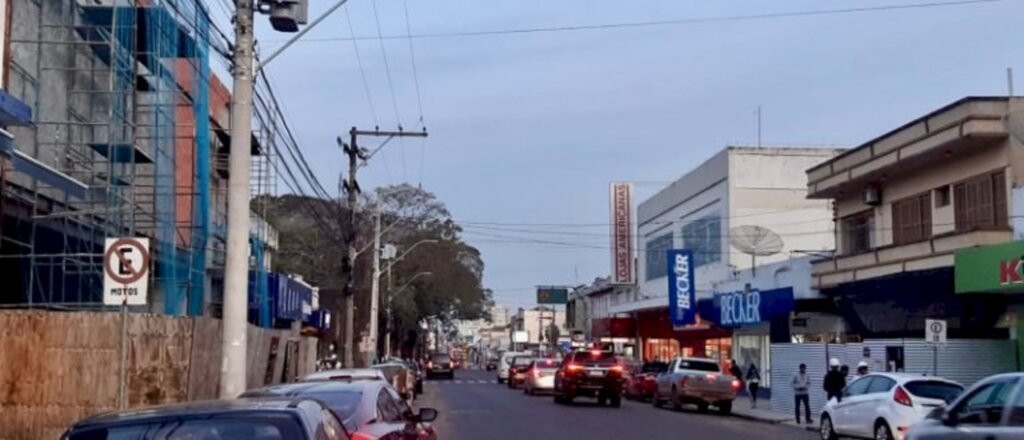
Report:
610,396,622,408
874,421,893,440
671,387,682,411
820,415,837,440
718,401,732,415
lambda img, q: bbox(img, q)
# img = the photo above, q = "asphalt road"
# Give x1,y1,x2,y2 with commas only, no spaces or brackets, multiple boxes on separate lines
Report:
416,369,819,440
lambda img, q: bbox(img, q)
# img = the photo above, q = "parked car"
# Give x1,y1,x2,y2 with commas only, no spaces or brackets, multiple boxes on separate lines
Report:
498,351,531,384
625,361,668,401
523,358,561,395
553,350,625,407
652,357,739,414
242,380,438,440
905,372,1021,440
507,356,536,389
820,373,964,440
62,398,349,440
373,361,417,400
426,352,456,380
302,368,388,383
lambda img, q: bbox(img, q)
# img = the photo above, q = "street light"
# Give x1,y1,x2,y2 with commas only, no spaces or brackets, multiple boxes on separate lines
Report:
384,271,433,359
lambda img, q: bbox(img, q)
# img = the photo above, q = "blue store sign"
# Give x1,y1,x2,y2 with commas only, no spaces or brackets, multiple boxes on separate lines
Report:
710,287,794,328
667,249,696,327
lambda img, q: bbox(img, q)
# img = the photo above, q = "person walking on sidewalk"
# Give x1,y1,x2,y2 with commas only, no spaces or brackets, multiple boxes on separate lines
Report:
746,362,761,408
729,358,744,390
791,363,812,424
824,358,846,403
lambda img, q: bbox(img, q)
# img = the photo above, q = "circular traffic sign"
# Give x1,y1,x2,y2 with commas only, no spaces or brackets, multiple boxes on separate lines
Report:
930,321,944,333
104,238,150,284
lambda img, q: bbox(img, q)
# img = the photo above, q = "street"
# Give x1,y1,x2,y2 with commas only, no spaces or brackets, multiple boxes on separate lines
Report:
418,369,818,440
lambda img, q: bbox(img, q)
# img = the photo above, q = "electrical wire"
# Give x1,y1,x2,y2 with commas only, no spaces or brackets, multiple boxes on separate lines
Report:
402,0,425,125
370,0,404,126
344,5,380,126
284,0,1004,43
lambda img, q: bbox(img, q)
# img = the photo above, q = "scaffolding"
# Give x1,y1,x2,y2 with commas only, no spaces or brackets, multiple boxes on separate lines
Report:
0,0,216,313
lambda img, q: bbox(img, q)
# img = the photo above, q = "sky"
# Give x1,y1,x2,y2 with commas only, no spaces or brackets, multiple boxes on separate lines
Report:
214,0,1024,310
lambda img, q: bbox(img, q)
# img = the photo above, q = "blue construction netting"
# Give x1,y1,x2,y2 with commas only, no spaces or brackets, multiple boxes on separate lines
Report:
141,4,182,314
188,2,211,317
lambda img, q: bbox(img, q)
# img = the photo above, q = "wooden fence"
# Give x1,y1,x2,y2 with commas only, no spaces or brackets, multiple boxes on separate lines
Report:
0,310,317,440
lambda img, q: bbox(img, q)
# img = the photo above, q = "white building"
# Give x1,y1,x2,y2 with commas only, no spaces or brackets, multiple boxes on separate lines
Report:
612,146,842,364
510,307,568,346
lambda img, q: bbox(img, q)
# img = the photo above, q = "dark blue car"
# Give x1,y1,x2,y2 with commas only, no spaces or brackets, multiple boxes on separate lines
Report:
61,397,349,440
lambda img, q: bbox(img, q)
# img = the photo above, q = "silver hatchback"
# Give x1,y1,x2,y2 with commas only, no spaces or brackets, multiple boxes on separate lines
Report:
908,372,1024,440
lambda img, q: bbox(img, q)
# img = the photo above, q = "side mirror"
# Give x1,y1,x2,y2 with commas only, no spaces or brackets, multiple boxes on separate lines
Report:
416,408,439,423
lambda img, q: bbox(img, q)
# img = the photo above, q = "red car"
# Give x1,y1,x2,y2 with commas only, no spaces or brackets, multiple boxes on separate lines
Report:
624,361,668,401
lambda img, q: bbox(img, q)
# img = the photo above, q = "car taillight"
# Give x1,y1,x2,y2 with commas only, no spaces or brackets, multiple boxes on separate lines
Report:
350,432,375,440
609,365,624,374
566,363,583,373
680,376,689,387
428,361,433,368
731,379,741,389
894,385,913,407
532,368,540,378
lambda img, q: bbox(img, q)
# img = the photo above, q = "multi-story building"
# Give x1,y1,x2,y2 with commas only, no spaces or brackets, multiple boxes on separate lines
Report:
509,306,568,347
807,96,1024,361
612,147,842,365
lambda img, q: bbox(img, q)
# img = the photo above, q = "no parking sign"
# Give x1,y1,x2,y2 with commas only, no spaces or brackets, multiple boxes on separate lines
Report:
103,237,150,306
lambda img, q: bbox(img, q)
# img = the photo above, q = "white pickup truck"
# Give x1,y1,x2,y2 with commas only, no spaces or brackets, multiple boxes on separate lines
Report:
652,357,740,414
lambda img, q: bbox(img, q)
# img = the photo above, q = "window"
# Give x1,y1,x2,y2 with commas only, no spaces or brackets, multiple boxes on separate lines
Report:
304,391,363,421
318,409,347,440
935,186,951,207
676,360,720,372
842,211,874,254
681,214,722,267
892,192,932,245
844,376,874,397
866,376,896,394
954,171,1008,232
904,381,964,404
644,232,673,280
68,418,302,440
376,389,403,422
951,378,1019,426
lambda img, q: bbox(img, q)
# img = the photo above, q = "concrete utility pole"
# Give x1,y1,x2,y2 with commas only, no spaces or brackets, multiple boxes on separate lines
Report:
340,127,427,366
220,0,255,399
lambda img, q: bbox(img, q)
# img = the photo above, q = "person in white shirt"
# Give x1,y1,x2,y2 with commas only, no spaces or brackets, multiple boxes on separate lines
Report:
791,363,812,424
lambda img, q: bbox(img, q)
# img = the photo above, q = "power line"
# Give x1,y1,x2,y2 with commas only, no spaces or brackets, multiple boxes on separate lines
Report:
344,5,380,126
402,0,425,125
370,0,403,125
280,0,1004,43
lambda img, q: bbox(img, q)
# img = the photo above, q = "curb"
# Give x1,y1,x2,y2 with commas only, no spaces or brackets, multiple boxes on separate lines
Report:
731,411,819,433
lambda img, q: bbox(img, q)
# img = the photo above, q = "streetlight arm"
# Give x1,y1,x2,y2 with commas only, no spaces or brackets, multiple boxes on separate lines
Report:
393,271,433,296
383,239,438,273
257,0,351,71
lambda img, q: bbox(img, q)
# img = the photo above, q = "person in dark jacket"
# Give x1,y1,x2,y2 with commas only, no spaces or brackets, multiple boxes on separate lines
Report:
746,363,761,408
824,357,846,403
729,359,744,391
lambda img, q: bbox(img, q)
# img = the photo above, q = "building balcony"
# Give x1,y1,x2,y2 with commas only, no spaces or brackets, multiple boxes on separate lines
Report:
811,229,1011,289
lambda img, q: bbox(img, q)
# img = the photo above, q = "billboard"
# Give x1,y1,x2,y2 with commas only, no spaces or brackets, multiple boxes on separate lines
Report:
667,249,696,327
609,182,634,284
536,286,569,304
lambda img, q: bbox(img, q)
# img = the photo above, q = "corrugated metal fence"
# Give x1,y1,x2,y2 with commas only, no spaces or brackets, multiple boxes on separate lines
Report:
770,339,1018,418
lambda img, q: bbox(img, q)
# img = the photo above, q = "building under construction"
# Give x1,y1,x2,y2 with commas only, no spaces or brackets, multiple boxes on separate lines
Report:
0,0,282,318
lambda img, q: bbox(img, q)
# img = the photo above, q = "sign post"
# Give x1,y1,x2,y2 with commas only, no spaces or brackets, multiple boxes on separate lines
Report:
103,237,150,409
925,319,947,376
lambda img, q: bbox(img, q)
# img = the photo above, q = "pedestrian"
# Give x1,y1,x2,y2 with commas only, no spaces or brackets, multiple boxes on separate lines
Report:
729,358,744,388
856,360,869,376
746,363,761,408
824,358,845,403
791,363,812,424
840,364,850,382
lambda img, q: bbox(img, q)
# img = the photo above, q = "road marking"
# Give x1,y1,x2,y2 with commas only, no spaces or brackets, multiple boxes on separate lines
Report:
454,380,463,384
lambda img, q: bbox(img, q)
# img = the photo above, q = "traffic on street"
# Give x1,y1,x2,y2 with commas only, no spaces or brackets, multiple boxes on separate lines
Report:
417,368,817,440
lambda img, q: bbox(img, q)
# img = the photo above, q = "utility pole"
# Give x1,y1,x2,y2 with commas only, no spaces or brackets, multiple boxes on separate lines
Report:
220,0,255,399
340,126,427,367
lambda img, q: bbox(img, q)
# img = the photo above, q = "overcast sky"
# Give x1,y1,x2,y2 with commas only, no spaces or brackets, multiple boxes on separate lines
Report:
238,0,1024,310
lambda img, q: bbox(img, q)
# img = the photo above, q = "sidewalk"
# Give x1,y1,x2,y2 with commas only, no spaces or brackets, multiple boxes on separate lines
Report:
731,402,818,433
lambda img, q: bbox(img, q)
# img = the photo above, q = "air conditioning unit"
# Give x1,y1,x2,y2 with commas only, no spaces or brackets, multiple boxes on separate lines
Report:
863,186,882,206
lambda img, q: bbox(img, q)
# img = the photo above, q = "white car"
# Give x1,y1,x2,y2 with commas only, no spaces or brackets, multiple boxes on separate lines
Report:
497,351,530,384
907,372,1024,440
523,358,560,395
820,373,964,440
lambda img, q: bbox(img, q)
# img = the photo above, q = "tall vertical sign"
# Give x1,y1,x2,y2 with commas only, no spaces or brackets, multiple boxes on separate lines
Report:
609,182,634,285
667,249,696,327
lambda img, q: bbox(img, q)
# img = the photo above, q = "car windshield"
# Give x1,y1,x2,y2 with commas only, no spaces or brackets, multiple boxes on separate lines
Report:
641,362,668,373
534,359,560,369
512,357,534,366
68,417,305,440
904,381,965,403
575,351,617,366
432,354,451,363
677,360,720,372
299,391,363,421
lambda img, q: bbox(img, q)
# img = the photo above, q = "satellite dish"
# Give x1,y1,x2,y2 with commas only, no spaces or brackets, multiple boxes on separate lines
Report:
1005,110,1024,144
729,225,784,275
